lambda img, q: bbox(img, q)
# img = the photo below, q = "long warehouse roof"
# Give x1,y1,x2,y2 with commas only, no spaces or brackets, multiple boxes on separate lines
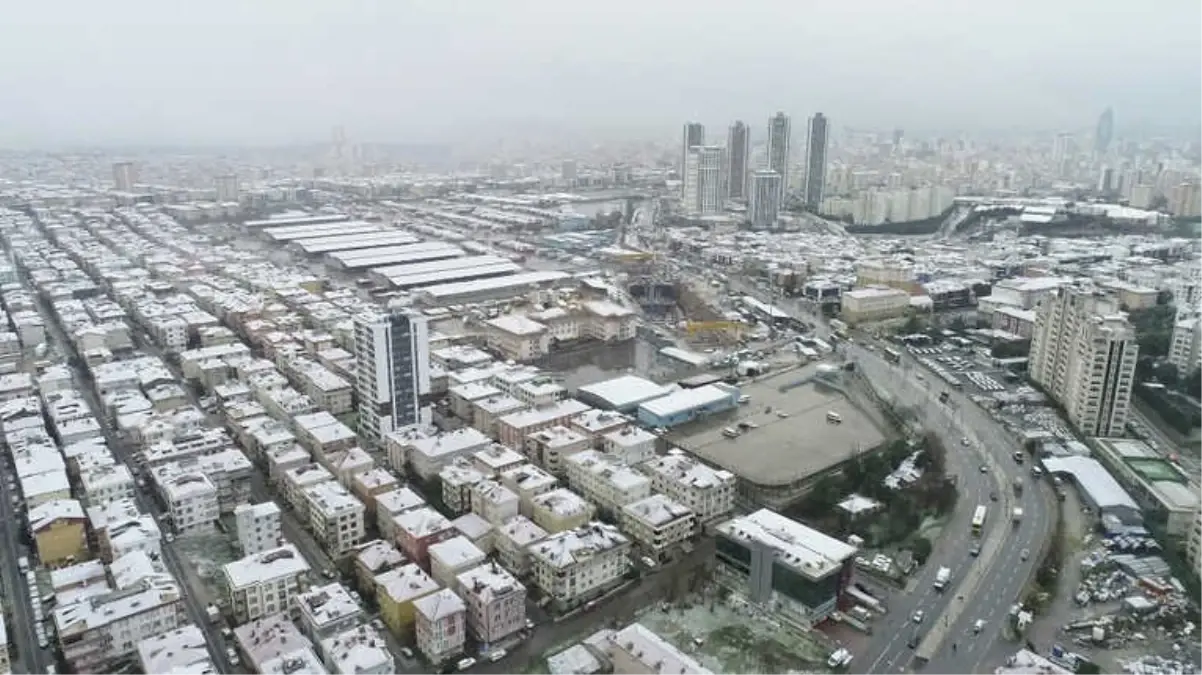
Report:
421,270,572,301
332,244,465,270
370,254,512,279
264,222,380,242
294,231,418,254
329,240,457,262
382,262,520,289
244,214,349,229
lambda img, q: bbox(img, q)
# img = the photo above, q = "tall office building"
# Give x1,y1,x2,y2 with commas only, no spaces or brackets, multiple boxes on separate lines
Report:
1052,133,1075,178
748,171,783,229
112,162,137,191
1029,286,1138,438
682,146,724,216
561,159,578,183
1095,108,1114,155
803,113,830,210
354,309,431,448
766,113,792,201
726,121,751,201
680,122,705,178
215,174,240,203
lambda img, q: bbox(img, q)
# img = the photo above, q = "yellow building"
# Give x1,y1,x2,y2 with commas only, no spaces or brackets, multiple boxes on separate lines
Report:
375,563,440,639
530,488,595,534
29,499,89,568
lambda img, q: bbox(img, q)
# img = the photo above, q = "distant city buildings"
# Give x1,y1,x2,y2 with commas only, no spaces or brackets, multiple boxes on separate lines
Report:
1095,107,1115,155
804,113,829,210
725,121,750,202
748,171,782,229
766,112,792,201
681,145,724,215
679,122,705,184
215,174,240,203
112,161,137,191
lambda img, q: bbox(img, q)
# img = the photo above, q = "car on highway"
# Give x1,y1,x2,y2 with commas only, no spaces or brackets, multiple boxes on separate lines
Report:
990,491,998,502
970,543,981,557
973,619,985,634
979,464,988,473
907,632,922,648
1020,548,1030,561
911,610,925,623
961,437,970,446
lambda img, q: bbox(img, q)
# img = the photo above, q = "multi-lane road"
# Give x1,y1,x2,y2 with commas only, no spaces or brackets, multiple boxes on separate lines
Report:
713,274,1056,673
849,345,1055,673
0,458,50,674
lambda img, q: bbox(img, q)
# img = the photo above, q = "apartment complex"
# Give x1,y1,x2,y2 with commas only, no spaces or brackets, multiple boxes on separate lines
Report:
529,522,631,609
641,453,736,526
1030,286,1139,437
457,563,527,645
354,310,431,448
413,589,467,665
234,501,282,556
222,545,312,624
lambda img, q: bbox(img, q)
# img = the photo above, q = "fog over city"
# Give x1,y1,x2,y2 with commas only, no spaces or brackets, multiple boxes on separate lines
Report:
1,0,1200,147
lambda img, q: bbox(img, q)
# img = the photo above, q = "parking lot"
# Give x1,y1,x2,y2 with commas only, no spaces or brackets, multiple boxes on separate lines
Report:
908,344,1012,394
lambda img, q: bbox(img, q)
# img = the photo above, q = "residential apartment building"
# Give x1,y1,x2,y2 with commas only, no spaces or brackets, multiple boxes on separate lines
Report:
470,480,521,527
439,460,485,515
682,146,724,216
159,473,219,534
234,502,281,556
295,582,363,644
354,310,431,448
1168,315,1201,374
619,493,695,561
531,488,596,534
222,545,312,624
496,399,592,452
428,536,486,589
29,498,88,568
528,522,631,610
457,563,527,646
1186,507,1201,583
303,481,366,558
642,454,736,527
375,563,440,639
564,450,652,516
524,425,591,476
499,463,559,518
54,578,186,672
493,515,548,578
1029,286,1139,437
376,487,427,542
414,589,467,665
394,507,458,569
592,622,713,675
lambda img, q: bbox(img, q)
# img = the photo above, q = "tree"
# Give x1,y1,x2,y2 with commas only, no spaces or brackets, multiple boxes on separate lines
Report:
910,537,933,564
1187,368,1201,399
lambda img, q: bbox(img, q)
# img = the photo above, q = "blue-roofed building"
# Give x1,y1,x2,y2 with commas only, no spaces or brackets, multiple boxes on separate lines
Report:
636,383,739,429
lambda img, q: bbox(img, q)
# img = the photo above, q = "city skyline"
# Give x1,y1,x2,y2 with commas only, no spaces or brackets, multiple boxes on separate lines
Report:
0,0,1198,147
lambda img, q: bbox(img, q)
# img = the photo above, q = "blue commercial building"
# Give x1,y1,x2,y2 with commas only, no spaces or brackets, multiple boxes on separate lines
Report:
637,383,740,428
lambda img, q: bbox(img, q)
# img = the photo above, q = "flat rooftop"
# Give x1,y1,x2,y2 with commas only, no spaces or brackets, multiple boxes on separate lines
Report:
669,367,887,486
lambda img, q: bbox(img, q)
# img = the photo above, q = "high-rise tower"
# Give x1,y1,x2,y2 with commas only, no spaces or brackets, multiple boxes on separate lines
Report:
1095,108,1114,155
803,113,830,210
681,122,705,178
354,309,431,448
682,146,724,215
766,112,792,201
726,121,751,201
112,161,137,191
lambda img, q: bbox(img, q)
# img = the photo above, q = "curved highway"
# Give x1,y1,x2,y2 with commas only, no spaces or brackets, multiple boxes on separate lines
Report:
847,343,1056,673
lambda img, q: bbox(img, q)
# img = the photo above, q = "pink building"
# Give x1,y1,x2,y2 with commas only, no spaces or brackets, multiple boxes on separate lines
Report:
394,507,458,571
414,588,467,665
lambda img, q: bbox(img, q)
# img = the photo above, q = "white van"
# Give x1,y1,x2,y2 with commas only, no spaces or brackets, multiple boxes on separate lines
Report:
825,411,843,424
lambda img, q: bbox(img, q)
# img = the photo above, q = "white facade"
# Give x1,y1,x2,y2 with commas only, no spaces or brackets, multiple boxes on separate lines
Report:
619,494,695,560
304,482,367,557
766,112,792,199
54,578,186,672
1168,316,1201,374
235,501,283,556
749,170,783,229
525,424,591,475
682,146,724,215
223,545,312,624
564,450,652,515
493,515,548,578
354,310,431,448
529,522,631,609
429,535,487,589
601,427,657,465
296,582,364,643
160,473,219,533
470,480,521,527
642,454,736,526
1029,287,1139,437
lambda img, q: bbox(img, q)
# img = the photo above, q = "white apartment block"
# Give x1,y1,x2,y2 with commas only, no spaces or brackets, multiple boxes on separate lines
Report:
281,463,336,518
493,515,548,578
496,398,592,452
429,536,486,589
376,487,427,542
79,464,135,507
592,622,713,675
457,563,527,645
529,522,631,609
499,463,559,518
484,315,550,362
235,501,283,556
471,480,521,527
322,623,394,675
353,310,431,448
531,488,596,534
296,582,364,643
525,424,591,475
439,460,485,515
1168,315,1201,374
136,624,215,675
619,494,696,561
470,394,529,439
223,545,312,624
642,453,736,526
564,450,652,516
413,589,467,665
602,426,657,465
682,145,724,215
473,444,527,477
1029,286,1139,437
388,426,492,481
54,577,186,673
304,481,367,558
160,473,219,534
580,301,638,342
570,409,631,448
1186,507,1201,584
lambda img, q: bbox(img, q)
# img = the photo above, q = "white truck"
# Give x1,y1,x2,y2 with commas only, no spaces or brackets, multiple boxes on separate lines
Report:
1012,507,1024,524
933,566,951,591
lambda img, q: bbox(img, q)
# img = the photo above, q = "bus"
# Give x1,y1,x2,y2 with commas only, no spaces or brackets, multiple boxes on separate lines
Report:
883,347,901,364
971,505,988,536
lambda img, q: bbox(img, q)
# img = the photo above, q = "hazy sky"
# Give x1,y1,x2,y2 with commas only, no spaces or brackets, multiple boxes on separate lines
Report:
1,0,1199,147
